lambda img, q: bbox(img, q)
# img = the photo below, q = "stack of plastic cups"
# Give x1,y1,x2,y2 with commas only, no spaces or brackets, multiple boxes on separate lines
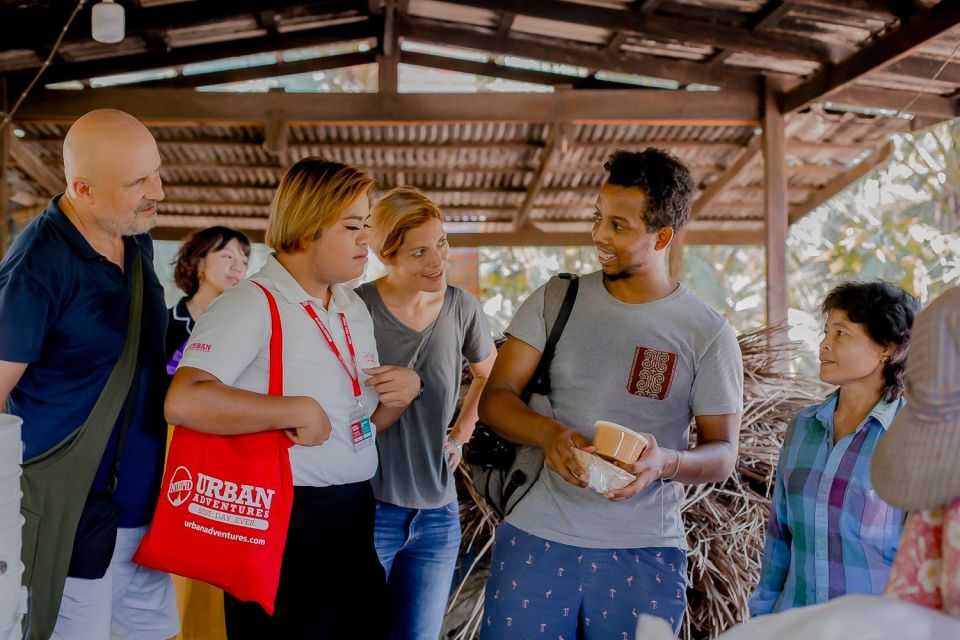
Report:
0,414,25,640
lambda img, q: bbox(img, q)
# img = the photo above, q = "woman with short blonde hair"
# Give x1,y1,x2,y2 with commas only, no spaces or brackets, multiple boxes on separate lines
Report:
356,186,496,640
166,158,421,638
265,158,375,253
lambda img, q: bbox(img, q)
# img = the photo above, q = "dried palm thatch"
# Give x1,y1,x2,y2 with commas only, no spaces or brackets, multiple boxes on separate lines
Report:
442,325,825,640
680,325,824,639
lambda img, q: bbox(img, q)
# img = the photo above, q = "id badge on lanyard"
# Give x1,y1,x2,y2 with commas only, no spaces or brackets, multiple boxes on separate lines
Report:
301,302,374,452
349,399,374,452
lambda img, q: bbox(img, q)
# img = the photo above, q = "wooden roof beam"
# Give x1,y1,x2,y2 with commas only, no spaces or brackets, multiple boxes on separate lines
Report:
30,135,790,153
398,51,632,89
497,12,517,37
440,0,847,63
785,0,909,21
887,56,960,86
2,0,363,55
151,226,764,245
17,87,762,125
515,124,564,230
397,16,760,90
789,141,892,224
7,20,376,88
690,136,762,221
748,1,794,31
137,51,376,89
782,2,960,113
827,86,959,121
9,136,63,197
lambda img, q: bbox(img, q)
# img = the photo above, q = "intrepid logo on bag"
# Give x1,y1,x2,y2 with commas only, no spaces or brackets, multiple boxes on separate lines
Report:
167,466,194,507
169,470,278,532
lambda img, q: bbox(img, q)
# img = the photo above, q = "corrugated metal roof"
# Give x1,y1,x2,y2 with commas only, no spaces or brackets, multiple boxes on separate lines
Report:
4,0,957,241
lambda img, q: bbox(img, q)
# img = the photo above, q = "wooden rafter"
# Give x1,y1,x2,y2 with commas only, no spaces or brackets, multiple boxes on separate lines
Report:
515,124,563,230
782,1,960,113
16,88,762,125
1,0,363,55
788,0,908,21
748,0,793,31
497,12,517,37
398,51,630,89
887,57,960,86
397,16,759,90
7,20,376,88
440,0,848,62
604,32,629,55
9,136,63,197
150,225,764,245
139,51,376,89
789,142,892,224
30,136,860,155
690,136,762,220
827,86,959,121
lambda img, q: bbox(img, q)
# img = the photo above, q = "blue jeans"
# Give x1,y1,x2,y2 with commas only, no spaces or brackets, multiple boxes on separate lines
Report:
374,499,462,640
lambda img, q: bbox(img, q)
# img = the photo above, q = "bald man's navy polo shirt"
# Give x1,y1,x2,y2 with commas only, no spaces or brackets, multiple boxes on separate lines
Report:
0,196,169,527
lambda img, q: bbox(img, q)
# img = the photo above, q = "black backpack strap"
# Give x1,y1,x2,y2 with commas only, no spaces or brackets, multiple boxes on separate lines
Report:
524,274,579,401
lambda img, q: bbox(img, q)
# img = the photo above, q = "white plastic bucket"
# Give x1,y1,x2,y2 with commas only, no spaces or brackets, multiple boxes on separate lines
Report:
0,415,21,470
0,493,20,522
0,557,24,632
0,415,22,635
0,619,22,640
0,481,19,505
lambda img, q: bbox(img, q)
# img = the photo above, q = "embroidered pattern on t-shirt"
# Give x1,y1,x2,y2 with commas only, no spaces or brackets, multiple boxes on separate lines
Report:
627,346,678,401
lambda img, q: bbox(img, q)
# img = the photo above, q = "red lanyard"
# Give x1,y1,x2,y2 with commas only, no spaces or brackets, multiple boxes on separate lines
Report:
300,302,362,399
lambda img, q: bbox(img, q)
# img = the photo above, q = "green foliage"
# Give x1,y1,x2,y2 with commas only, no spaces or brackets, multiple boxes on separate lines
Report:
475,118,960,359
682,244,766,334
478,246,599,336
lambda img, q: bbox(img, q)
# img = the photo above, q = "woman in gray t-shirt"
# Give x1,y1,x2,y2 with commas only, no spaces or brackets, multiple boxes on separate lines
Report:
357,187,496,640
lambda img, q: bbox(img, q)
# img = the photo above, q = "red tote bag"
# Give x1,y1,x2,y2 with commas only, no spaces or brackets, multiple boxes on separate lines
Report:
135,282,294,615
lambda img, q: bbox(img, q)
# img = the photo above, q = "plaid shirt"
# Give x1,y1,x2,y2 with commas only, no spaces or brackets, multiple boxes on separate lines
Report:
749,391,907,616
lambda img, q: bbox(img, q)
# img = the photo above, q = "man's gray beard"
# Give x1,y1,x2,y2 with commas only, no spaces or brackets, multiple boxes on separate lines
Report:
96,207,157,237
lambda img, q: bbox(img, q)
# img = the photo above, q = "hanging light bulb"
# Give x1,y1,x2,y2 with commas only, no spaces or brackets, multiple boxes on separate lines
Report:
92,0,125,44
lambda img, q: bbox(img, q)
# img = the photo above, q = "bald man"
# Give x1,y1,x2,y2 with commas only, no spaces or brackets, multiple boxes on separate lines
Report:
0,109,178,639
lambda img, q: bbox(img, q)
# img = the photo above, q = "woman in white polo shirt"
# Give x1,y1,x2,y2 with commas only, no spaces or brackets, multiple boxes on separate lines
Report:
165,158,421,638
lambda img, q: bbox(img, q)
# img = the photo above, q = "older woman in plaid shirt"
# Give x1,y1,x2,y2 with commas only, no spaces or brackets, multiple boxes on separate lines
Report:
750,281,919,616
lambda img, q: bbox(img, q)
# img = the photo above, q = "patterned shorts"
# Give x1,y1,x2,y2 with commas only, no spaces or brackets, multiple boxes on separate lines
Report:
481,523,687,639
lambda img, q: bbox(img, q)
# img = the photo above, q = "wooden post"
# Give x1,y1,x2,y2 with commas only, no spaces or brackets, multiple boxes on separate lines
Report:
762,77,788,332
0,78,9,260
377,0,399,93
669,229,685,281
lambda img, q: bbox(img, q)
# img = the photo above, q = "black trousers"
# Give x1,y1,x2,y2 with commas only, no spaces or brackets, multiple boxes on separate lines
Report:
224,482,388,639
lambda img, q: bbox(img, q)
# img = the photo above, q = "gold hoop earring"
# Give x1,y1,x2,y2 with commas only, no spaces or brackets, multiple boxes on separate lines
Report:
198,271,205,284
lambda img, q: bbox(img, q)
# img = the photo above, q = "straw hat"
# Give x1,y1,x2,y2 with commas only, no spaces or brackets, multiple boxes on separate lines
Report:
872,287,960,511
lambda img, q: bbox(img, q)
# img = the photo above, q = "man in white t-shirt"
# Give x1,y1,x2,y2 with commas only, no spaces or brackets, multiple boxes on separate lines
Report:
478,149,744,638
